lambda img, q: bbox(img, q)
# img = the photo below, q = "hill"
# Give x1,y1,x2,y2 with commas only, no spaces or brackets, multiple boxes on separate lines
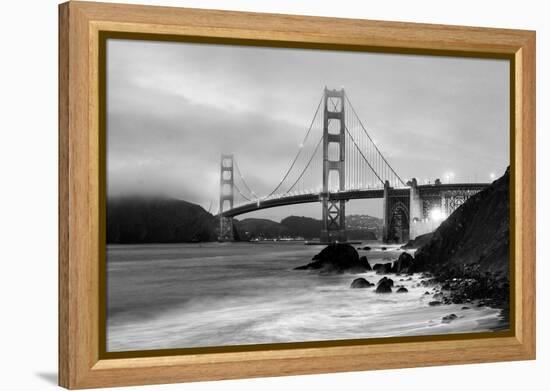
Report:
281,215,379,240
280,216,321,239
107,197,217,243
106,197,382,243
235,218,289,240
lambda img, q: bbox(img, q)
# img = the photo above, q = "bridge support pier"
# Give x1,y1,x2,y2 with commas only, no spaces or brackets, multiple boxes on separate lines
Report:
382,180,410,244
219,153,234,241
320,87,347,243
408,178,423,240
382,180,390,242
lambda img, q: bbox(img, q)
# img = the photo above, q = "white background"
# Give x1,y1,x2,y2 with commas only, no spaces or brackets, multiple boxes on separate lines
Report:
0,0,546,389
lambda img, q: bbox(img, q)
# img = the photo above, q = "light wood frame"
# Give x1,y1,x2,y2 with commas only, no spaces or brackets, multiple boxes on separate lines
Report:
59,1,536,389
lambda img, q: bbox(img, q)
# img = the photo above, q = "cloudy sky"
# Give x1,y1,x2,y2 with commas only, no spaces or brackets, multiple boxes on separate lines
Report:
106,39,509,220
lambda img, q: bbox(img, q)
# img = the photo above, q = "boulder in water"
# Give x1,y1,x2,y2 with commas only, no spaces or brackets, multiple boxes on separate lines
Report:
294,244,369,274
377,276,394,287
376,278,393,293
392,252,414,273
442,314,458,323
396,287,408,293
350,278,374,288
375,263,393,275
359,255,372,271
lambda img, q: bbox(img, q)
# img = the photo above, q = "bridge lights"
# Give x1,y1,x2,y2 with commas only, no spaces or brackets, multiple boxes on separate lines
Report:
445,172,455,184
429,208,447,222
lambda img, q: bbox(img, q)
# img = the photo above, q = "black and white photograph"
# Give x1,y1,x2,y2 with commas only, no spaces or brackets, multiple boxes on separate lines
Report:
105,38,510,353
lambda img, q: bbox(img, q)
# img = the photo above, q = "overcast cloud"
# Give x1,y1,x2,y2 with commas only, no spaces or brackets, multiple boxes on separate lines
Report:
106,39,509,219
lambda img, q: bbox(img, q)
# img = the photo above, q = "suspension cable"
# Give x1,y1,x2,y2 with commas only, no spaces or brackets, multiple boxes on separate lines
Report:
286,135,323,193
345,94,406,186
266,93,324,197
233,182,252,202
233,159,255,197
344,126,385,186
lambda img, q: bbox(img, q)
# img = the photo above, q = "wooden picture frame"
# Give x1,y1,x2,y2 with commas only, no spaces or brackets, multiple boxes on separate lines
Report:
59,1,536,389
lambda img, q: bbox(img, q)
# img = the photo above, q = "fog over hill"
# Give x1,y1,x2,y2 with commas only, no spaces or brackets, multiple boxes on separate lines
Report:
107,197,217,244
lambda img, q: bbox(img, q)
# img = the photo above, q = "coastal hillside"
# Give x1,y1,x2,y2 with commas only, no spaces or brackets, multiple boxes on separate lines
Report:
107,197,217,243
414,168,510,276
281,216,322,239
282,215,380,240
107,197,382,243
236,218,289,240
346,214,383,239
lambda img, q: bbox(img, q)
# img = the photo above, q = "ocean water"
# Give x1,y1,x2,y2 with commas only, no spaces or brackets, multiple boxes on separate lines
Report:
106,242,507,352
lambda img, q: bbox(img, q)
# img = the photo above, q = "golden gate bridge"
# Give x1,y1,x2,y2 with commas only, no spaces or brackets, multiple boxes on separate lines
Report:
217,87,488,244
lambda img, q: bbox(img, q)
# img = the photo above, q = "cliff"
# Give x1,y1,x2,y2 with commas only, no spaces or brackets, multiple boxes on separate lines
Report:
414,168,510,277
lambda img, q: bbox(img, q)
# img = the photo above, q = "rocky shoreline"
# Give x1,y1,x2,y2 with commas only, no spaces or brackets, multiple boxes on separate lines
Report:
295,243,509,326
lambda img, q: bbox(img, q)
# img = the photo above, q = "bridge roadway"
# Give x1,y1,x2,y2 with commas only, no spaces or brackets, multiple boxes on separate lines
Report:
220,182,490,218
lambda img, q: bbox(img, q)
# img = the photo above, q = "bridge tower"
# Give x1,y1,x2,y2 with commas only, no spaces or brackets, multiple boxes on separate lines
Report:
219,153,234,241
320,87,347,243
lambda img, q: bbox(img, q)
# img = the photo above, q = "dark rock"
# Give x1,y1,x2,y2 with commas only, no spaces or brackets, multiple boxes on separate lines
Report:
429,301,442,306
295,244,368,274
350,278,374,289
377,276,394,287
375,263,393,275
381,247,387,251
442,314,458,323
396,287,408,293
392,252,414,273
359,256,372,271
424,291,431,295
363,246,372,251
376,279,393,294
461,306,470,310
400,233,434,250
420,278,437,287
